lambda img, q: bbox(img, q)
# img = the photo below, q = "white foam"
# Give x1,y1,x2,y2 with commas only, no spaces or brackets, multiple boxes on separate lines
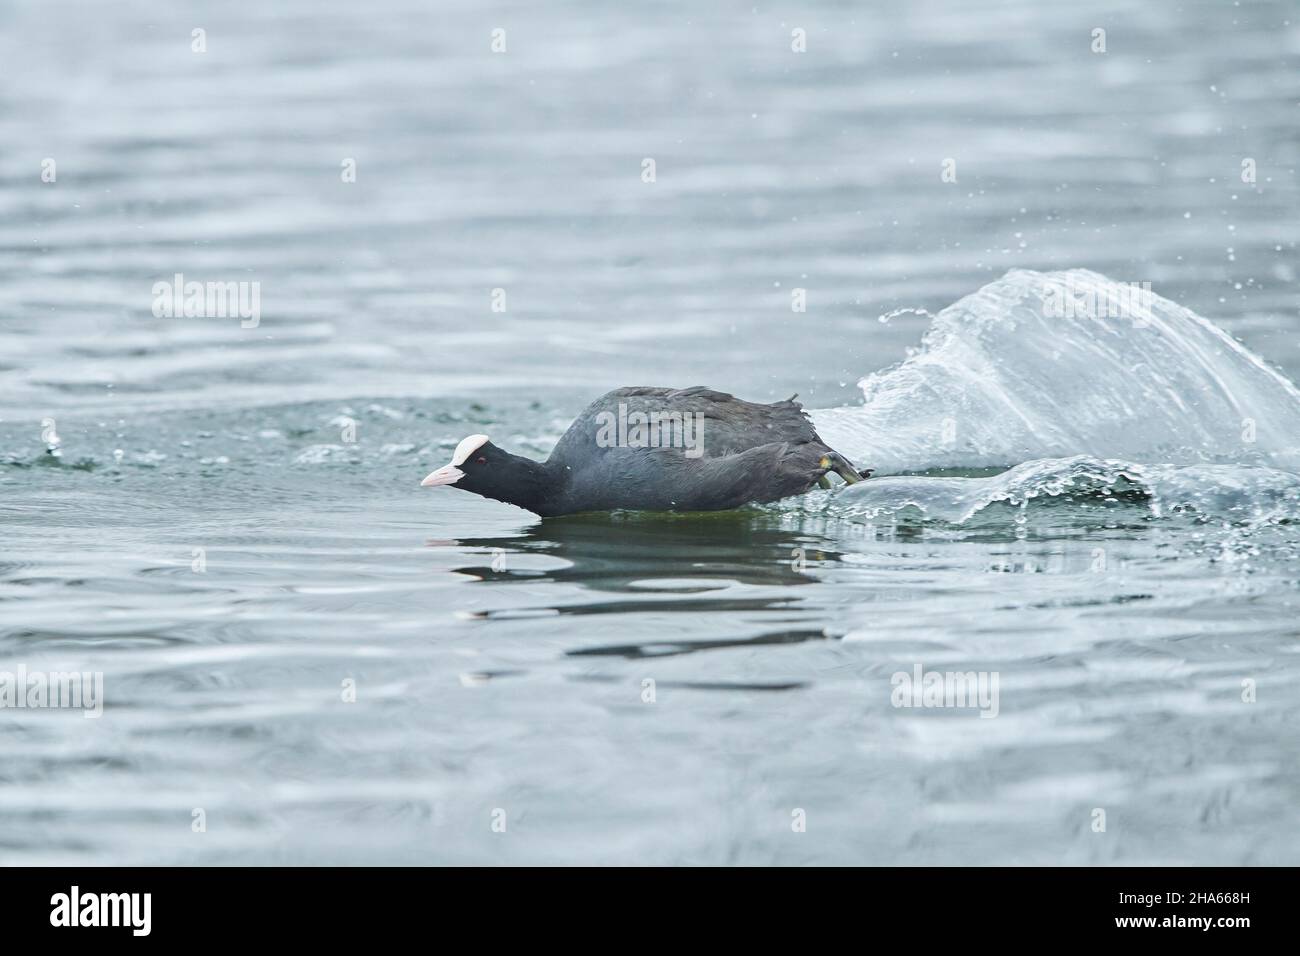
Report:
827,454,1300,525
812,269,1300,474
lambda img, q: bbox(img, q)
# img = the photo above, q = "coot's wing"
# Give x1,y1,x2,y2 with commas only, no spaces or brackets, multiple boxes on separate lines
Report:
557,439,830,513
672,440,831,508
549,386,825,464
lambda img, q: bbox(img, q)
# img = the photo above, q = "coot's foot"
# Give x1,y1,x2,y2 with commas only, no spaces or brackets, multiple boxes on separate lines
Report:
820,452,867,485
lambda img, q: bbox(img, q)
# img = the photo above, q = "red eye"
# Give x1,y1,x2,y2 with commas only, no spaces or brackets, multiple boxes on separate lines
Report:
476,456,487,465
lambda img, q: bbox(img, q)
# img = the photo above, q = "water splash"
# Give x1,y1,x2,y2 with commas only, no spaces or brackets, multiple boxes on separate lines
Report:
812,269,1300,474
827,455,1300,525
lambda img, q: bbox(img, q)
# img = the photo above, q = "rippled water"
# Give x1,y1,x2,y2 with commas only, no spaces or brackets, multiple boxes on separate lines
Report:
2,0,1298,865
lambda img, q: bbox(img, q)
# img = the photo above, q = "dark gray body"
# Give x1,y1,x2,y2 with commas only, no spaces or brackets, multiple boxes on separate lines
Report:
532,386,847,516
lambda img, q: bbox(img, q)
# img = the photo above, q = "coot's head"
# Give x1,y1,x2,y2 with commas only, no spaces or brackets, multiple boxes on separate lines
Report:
421,433,494,488
421,433,538,504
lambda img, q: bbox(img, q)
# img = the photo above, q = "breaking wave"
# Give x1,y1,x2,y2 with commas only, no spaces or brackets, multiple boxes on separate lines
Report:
809,270,1300,524
826,455,1300,525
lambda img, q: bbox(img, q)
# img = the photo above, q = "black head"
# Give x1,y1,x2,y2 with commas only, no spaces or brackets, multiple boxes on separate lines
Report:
421,435,550,510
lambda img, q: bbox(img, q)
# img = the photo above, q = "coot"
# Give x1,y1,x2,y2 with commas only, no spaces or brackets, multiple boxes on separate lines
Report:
421,386,870,517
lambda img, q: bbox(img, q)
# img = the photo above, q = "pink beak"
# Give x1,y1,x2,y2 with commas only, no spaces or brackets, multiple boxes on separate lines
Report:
420,464,464,487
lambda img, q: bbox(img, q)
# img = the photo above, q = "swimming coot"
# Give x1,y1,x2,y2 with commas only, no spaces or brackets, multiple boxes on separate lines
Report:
420,386,871,516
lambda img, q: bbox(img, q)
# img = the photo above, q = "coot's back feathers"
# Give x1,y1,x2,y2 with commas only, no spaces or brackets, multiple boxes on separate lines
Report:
551,386,821,463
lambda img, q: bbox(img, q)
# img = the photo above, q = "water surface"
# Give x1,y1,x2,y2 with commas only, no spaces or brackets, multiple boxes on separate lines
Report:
1,0,1298,865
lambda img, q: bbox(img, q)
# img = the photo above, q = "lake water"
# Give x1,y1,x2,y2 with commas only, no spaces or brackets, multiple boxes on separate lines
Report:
1,0,1298,864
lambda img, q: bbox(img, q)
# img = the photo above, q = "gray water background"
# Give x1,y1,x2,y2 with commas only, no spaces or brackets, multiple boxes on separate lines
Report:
1,0,1298,864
